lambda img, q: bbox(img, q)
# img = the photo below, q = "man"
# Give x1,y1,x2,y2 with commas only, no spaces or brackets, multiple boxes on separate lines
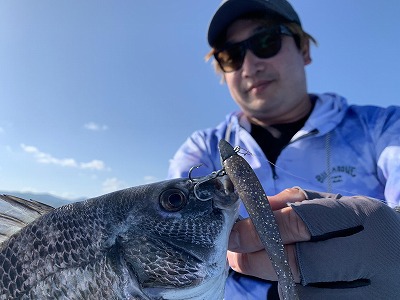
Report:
168,0,400,298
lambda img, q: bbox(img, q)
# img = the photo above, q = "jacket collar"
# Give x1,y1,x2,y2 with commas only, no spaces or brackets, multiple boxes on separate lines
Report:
229,93,349,138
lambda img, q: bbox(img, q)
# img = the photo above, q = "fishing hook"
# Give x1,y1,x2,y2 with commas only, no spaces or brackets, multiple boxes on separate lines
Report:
192,168,226,201
188,164,204,182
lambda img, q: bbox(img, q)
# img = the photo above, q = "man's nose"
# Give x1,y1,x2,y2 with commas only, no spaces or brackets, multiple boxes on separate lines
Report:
241,50,265,77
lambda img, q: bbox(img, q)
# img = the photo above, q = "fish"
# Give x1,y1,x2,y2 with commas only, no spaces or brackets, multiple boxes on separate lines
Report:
219,139,298,300
0,175,239,299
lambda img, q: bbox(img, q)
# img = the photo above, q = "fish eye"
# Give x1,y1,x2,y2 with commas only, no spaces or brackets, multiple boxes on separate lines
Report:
159,189,187,212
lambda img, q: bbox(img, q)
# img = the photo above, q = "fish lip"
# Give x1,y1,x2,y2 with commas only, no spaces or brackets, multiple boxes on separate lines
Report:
211,175,239,210
191,174,238,207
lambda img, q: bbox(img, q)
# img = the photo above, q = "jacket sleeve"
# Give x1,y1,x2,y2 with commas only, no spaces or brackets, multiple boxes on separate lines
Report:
373,106,400,207
167,130,220,179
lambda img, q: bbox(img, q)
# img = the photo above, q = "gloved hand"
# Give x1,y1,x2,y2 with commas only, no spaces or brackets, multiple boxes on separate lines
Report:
290,191,400,300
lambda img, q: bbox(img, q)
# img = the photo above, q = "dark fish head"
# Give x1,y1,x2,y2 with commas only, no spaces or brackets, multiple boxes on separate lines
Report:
102,174,239,299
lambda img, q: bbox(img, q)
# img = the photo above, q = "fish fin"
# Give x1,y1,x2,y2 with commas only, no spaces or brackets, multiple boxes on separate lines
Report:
0,194,54,214
0,194,55,245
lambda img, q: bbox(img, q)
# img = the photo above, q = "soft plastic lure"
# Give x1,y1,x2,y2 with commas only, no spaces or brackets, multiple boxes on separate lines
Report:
218,139,298,300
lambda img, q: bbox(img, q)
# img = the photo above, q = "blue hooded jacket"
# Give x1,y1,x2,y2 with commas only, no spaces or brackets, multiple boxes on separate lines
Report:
167,93,400,299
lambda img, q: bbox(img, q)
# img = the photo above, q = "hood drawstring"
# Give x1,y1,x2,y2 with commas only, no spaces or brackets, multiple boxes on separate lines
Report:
224,121,234,144
325,132,332,193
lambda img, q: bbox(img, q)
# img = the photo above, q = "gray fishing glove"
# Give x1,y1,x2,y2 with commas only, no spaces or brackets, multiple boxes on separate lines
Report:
289,190,400,300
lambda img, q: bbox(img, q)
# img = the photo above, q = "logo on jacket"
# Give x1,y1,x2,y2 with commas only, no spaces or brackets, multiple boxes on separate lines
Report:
316,165,356,184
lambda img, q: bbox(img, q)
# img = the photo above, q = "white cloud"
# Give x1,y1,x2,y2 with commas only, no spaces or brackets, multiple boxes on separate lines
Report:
80,160,105,170
102,177,127,194
21,144,106,171
84,122,108,131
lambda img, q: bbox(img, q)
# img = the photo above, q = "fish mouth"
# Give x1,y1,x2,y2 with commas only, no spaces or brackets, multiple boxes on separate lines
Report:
192,174,238,209
212,175,238,210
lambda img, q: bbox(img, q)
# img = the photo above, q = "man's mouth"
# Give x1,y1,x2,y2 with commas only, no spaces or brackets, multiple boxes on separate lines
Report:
246,80,273,93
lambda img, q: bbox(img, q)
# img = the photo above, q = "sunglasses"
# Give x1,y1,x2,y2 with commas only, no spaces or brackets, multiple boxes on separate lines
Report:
214,25,293,73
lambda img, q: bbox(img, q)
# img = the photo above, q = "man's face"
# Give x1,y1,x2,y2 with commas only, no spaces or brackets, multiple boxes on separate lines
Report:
223,19,311,125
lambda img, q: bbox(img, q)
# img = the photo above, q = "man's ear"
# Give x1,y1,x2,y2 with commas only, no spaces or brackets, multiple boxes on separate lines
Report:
302,39,312,65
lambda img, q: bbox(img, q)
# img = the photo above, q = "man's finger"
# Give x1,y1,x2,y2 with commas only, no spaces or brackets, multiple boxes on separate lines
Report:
267,187,307,210
229,218,262,252
227,245,301,282
275,206,311,244
229,207,310,252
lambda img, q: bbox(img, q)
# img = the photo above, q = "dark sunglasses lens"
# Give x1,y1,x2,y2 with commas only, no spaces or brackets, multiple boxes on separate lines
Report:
215,27,285,72
215,45,244,73
251,31,282,59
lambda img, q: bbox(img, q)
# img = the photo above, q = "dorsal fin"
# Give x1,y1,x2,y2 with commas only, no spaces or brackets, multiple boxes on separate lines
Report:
0,195,55,245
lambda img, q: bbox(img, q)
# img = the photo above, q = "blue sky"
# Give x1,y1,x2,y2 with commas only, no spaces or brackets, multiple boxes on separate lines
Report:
1,1,399,200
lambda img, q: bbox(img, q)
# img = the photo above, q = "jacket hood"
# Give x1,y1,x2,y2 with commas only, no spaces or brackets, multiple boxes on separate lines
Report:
302,93,348,135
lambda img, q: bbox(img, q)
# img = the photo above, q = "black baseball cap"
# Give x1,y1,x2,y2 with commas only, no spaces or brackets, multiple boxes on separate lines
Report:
208,0,301,47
